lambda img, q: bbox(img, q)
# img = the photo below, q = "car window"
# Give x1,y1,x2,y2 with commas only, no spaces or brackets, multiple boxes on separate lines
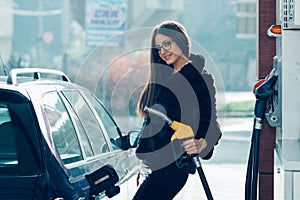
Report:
61,99,94,159
0,91,42,175
62,90,109,154
42,92,83,165
84,92,122,149
0,105,17,167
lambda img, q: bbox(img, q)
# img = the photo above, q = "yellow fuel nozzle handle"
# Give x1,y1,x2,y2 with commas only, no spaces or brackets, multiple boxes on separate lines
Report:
143,106,195,141
170,121,195,141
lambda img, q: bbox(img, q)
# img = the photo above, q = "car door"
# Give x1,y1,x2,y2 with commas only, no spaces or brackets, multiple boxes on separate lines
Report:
82,90,141,178
42,88,139,199
60,89,134,183
0,89,45,199
42,90,92,198
62,89,135,178
62,88,141,199
79,90,141,199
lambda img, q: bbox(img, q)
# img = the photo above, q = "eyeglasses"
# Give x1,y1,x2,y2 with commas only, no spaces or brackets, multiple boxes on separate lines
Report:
154,40,174,54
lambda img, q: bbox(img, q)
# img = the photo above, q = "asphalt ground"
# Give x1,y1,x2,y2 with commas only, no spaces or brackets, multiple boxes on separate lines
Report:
174,116,253,199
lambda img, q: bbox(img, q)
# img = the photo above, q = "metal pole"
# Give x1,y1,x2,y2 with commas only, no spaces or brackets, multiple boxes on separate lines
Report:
62,0,69,72
38,0,44,66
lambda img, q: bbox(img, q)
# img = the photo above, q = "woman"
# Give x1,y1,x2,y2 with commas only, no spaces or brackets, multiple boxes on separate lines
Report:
133,20,221,200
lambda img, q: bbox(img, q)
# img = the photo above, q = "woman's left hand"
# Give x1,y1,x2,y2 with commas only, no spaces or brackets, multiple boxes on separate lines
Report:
181,138,207,155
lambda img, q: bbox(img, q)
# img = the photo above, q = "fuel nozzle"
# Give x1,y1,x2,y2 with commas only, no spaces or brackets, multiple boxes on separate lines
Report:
254,68,278,100
143,106,194,141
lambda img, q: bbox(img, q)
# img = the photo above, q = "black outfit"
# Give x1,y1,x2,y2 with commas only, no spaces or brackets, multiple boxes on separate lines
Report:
133,163,189,200
133,54,221,200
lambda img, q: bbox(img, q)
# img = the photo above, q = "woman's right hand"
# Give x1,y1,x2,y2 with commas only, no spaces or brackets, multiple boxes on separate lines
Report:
181,138,207,155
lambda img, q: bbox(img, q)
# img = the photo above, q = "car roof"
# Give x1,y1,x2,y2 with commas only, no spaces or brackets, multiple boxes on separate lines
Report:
7,68,70,84
0,68,85,98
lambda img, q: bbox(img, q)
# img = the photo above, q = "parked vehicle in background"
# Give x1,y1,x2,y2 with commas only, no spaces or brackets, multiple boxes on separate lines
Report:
0,68,141,199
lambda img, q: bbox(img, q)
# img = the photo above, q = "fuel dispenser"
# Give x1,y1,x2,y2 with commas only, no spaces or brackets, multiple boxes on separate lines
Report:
255,0,300,200
273,25,300,200
272,0,300,199
246,0,300,199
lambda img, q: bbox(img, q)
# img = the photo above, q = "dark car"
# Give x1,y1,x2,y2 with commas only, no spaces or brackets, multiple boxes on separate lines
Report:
0,68,141,199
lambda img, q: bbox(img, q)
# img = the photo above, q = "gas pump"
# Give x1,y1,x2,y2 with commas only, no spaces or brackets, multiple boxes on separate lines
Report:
246,0,300,198
256,0,300,199
245,64,278,200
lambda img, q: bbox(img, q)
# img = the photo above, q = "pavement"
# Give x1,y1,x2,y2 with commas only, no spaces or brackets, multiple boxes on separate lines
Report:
174,117,253,200
174,164,247,199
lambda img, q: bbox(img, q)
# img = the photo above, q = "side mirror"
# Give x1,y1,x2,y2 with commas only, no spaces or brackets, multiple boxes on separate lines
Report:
128,130,141,148
110,131,141,150
85,164,120,198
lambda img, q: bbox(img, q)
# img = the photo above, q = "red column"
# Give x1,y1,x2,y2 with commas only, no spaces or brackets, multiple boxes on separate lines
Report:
257,0,276,199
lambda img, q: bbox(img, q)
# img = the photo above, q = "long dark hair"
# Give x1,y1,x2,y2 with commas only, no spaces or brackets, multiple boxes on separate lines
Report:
136,21,191,117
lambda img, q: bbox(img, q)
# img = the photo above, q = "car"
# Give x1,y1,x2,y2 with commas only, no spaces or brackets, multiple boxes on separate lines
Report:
0,68,141,200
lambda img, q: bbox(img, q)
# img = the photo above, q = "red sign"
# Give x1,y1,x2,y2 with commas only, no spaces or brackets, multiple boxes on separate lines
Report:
43,31,53,44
